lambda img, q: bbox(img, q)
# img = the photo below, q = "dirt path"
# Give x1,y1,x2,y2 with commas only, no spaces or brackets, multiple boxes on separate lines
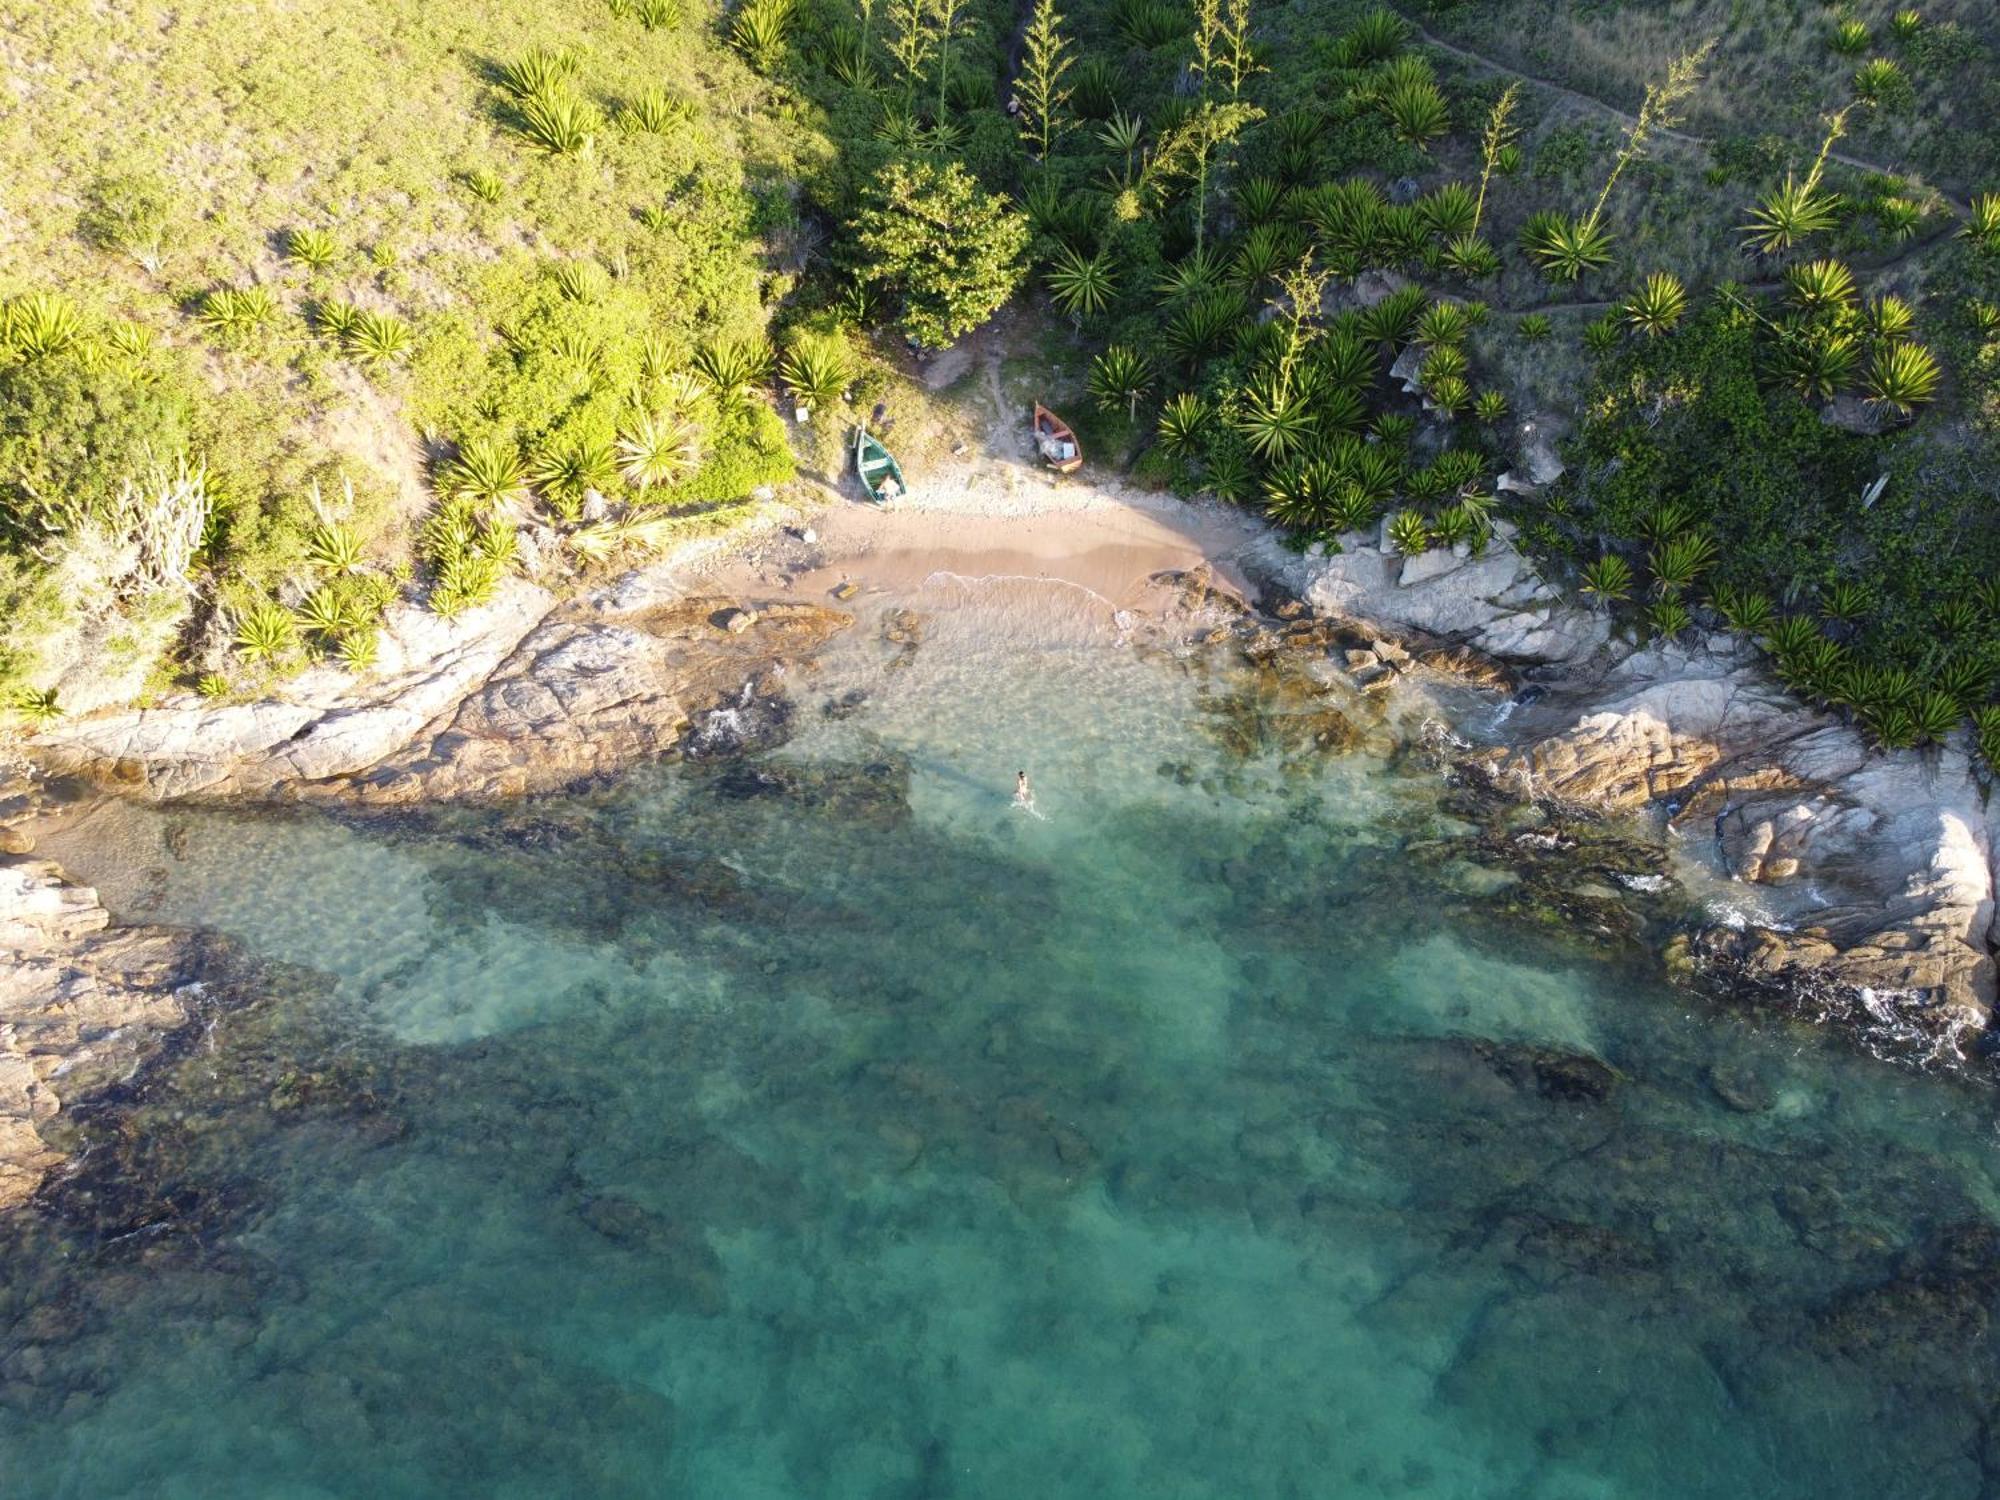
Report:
1396,13,1973,218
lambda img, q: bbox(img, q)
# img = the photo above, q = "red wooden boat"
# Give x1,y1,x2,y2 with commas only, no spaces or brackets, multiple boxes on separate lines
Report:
1032,403,1083,474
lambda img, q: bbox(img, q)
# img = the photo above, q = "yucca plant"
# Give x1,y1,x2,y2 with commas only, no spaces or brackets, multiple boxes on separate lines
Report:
1963,193,2000,253
1382,79,1449,147
338,630,380,673
1710,584,1775,636
1911,690,1962,745
1116,0,1184,48
779,332,851,411
1863,340,1942,414
1419,345,1469,389
1232,225,1298,289
1419,183,1478,240
195,673,231,699
498,48,578,99
1471,389,1508,424
0,293,85,358
1890,8,1922,39
1650,531,1718,596
1045,246,1119,320
308,520,365,574
1933,653,1992,705
1582,316,1622,355
1864,293,1916,341
1784,257,1857,314
1853,58,1908,106
616,409,703,491
1516,312,1552,342
553,260,612,302
346,310,413,367
633,0,680,28
287,228,340,271
1874,196,1923,241
1830,18,1870,54
234,601,298,664
1638,498,1696,543
621,87,690,133
1156,392,1210,456
102,320,157,370
1577,553,1632,605
1070,57,1119,119
1413,299,1473,348
1430,373,1473,415
1623,271,1687,336
1440,232,1500,278
691,335,773,407
1385,508,1431,555
1770,328,1860,399
462,168,506,203
1163,290,1241,366
1234,177,1288,227
1340,7,1406,64
1765,613,1823,658
1743,176,1840,255
1523,212,1614,281
7,686,62,725
529,439,619,518
1359,284,1427,345
516,92,598,155
1936,596,1983,638
297,587,356,642
1235,377,1312,460
1974,705,2000,770
442,437,528,508
1649,596,1694,638
1820,578,1873,622
730,0,796,72
200,286,279,344
1971,300,2000,339
1088,345,1154,421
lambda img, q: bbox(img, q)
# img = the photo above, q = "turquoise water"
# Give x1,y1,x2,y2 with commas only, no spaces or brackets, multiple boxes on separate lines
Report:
8,585,2000,1499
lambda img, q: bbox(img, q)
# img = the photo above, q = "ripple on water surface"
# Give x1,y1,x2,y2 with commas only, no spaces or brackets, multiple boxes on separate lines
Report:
12,595,2000,1500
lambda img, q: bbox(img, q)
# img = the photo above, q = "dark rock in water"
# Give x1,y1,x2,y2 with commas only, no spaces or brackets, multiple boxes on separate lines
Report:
575,1195,728,1315
1813,1220,2000,1360
708,756,911,827
1706,1059,1776,1113
1469,1038,1621,1104
822,687,869,720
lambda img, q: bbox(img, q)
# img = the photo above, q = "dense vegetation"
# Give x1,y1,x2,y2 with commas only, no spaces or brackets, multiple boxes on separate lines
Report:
2,0,1997,768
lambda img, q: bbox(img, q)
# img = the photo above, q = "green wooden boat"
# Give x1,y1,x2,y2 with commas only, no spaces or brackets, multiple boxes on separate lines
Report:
854,426,906,504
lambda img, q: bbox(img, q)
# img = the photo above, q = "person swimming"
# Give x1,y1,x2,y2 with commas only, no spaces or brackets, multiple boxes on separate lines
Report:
1014,771,1033,808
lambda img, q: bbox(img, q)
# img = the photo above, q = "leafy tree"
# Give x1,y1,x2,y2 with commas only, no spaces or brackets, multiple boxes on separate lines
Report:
853,159,1030,348
1014,0,1074,164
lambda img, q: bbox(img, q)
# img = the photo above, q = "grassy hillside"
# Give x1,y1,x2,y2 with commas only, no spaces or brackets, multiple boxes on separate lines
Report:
3,0,1998,768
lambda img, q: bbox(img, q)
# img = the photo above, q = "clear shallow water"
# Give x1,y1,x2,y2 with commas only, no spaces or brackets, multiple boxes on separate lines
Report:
9,588,2000,1499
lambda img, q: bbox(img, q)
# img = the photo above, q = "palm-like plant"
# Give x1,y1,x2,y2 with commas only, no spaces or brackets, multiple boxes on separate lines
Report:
1890,8,1922,39
730,0,796,72
1440,232,1500,278
1156,392,1210,456
1579,554,1634,605
779,332,851,410
1936,596,1983,638
621,87,689,136
1710,584,1775,636
1235,377,1313,461
1045,246,1119,320
1623,272,1687,336
1649,597,1694,638
516,92,598,155
498,48,578,99
442,438,528,508
0,293,85,359
1472,389,1508,424
553,260,613,302
1649,532,1718,596
308,521,365,574
1088,345,1154,421
1912,690,1962,745
235,601,298,664
1516,312,1552,342
1820,578,1873,622
1524,212,1615,282
1783,258,1857,314
344,310,412,366
287,228,339,271
1743,175,1840,254
1413,299,1473,348
1582,316,1622,356
1852,58,1907,106
1340,7,1407,64
1385,508,1431,555
616,410,704,491
529,439,619,517
1864,294,1915,341
1235,177,1288,227
1975,706,2000,771
1765,614,1822,658
463,168,506,203
1382,79,1449,147
1874,196,1923,241
1426,373,1470,415
1770,329,1859,399
1419,346,1468,389
692,335,773,408
8,686,63,725
1963,193,2000,252
1359,285,1427,345
1419,183,1478,240
200,286,279,344
1231,225,1298,289
1163,290,1242,366
1829,18,1870,54
1864,341,1943,415
297,587,356,641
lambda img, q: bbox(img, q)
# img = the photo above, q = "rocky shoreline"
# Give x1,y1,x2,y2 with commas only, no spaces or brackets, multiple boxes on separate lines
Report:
3,494,1994,1210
